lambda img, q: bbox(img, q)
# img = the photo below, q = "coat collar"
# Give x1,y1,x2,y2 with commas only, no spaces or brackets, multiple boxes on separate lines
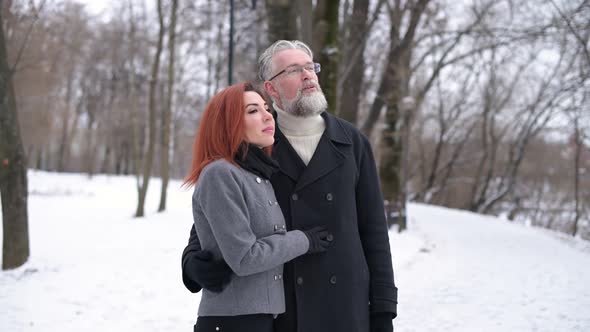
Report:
273,111,352,191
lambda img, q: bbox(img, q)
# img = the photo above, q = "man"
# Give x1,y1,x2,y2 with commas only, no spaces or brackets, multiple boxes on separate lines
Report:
182,40,397,332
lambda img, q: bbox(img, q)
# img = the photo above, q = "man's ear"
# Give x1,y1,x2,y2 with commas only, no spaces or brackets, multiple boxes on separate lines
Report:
264,81,279,101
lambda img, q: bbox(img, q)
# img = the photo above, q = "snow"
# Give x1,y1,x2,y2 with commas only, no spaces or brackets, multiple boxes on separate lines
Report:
1,171,590,331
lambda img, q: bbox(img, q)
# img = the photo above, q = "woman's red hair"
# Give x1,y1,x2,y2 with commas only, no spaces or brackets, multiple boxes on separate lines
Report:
183,82,272,187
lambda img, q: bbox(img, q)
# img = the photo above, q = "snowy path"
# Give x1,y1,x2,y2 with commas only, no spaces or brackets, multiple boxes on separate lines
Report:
395,204,590,332
1,172,590,331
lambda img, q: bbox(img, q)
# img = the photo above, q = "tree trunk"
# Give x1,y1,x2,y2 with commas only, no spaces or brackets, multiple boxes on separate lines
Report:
56,69,74,172
297,0,313,45
265,0,298,43
572,116,580,236
135,0,164,218
338,0,368,124
0,13,29,270
158,0,178,213
366,0,430,232
312,0,340,114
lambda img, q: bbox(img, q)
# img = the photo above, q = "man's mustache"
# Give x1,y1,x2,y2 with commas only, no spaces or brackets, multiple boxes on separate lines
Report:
301,80,321,91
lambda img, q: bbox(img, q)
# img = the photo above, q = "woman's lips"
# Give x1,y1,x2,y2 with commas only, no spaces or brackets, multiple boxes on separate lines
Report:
263,126,275,134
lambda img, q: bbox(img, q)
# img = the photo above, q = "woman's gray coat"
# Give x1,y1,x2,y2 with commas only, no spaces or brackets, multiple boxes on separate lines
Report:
192,159,309,316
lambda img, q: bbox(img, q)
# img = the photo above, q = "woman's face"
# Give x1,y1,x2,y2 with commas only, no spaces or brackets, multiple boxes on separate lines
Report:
243,91,275,148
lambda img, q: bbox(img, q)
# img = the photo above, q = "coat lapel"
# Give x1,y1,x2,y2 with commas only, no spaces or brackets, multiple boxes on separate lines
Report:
294,112,352,191
272,112,353,190
273,124,306,183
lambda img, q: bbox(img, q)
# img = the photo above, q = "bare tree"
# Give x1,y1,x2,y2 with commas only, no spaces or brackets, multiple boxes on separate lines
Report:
311,0,340,114
158,0,178,212
338,0,386,124
362,0,431,232
265,0,298,43
0,1,43,269
135,0,165,218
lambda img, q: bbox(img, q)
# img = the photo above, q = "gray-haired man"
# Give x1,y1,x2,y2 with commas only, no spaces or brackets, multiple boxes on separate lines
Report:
182,40,397,332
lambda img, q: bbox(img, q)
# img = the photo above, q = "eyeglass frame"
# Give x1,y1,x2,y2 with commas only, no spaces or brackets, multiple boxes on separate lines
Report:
267,62,321,81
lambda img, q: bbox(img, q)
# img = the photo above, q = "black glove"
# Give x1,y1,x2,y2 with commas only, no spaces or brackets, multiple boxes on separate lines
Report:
370,312,394,332
303,226,332,254
184,250,233,293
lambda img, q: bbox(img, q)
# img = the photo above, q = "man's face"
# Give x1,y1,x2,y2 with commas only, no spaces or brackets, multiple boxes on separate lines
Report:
264,49,327,117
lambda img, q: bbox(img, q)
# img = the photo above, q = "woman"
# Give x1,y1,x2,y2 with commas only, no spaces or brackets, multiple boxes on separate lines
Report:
183,82,331,332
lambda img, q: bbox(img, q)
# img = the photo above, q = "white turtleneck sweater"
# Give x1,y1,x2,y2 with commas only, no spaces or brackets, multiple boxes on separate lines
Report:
274,104,326,165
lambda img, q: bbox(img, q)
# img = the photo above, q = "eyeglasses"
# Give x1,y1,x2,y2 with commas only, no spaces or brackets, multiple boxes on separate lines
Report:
268,62,321,81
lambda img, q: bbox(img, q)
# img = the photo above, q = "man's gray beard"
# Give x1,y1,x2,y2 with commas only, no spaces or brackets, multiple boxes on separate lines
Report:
280,90,328,118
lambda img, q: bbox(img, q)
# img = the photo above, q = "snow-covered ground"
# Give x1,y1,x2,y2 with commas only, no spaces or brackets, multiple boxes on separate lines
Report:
1,171,589,331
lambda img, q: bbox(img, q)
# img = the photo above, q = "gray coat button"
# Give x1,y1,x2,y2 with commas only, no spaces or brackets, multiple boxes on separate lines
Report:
326,234,334,242
296,277,304,285
329,275,337,284
326,193,333,201
292,193,299,201
274,224,286,234
256,177,261,183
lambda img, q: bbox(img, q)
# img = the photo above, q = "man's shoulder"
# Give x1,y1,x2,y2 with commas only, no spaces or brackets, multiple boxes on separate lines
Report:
323,112,369,145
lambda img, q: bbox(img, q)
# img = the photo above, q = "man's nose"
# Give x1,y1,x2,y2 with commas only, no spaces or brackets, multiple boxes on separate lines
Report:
301,68,315,80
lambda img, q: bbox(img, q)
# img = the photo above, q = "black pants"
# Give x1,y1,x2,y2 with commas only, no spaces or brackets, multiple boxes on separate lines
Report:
194,314,274,332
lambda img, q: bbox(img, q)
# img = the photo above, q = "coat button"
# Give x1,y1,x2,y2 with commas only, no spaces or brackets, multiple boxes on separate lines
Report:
274,224,286,234
256,177,261,183
292,193,299,201
265,180,270,184
268,200,273,206
329,275,337,284
326,193,333,201
296,277,304,285
326,234,334,242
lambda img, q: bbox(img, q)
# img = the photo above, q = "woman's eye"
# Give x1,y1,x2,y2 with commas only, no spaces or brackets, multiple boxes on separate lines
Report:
248,109,258,114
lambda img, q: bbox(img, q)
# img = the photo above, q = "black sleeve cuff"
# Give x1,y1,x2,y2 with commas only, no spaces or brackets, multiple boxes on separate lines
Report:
370,286,398,318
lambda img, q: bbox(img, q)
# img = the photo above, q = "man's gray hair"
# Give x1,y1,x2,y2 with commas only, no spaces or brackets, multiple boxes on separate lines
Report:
258,40,314,81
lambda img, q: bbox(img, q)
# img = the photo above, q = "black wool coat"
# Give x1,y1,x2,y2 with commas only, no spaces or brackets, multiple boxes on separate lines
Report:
183,112,397,332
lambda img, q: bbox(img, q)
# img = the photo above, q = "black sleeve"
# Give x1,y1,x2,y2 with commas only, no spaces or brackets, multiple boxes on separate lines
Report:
181,224,203,293
356,135,398,317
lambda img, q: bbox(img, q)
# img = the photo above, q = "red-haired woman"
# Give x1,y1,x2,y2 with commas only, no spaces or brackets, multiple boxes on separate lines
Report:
184,82,331,332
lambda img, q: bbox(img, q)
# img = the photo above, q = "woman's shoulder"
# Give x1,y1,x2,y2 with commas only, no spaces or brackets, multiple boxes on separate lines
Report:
201,159,240,176
197,159,246,187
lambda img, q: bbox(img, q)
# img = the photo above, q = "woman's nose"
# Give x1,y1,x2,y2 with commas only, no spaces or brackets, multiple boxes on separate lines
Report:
263,110,273,121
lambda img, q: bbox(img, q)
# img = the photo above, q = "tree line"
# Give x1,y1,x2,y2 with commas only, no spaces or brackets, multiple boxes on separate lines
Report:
1,0,589,269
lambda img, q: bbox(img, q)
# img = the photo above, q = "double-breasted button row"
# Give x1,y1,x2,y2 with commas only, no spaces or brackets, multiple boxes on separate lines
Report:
255,177,271,184
291,193,334,201
295,275,337,285
268,200,278,206
274,273,283,280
